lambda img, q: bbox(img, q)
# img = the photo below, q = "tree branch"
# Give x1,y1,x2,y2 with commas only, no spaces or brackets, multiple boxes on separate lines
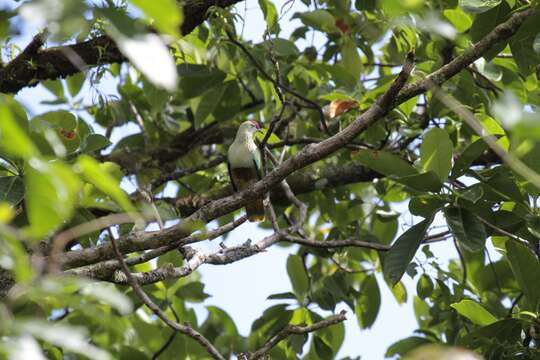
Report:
0,0,243,94
248,311,347,360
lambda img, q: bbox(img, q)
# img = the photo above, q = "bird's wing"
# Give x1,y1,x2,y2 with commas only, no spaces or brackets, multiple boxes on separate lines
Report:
252,147,263,180
227,161,238,192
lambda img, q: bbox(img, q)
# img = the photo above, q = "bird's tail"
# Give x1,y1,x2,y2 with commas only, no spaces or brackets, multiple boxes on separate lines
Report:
246,198,265,222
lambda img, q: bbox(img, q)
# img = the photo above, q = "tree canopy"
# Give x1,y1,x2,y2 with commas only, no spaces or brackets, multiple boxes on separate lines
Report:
0,0,540,359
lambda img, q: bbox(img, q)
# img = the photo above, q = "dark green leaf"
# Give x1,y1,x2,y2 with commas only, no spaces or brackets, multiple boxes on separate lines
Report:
356,275,381,329
506,241,540,309
385,336,432,358
177,64,226,99
355,150,417,178
0,176,24,205
420,128,453,182
82,134,111,153
444,207,486,252
450,299,497,325
383,217,433,285
451,138,489,179
286,255,310,301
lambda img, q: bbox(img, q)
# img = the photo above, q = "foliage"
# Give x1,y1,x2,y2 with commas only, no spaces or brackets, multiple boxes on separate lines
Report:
0,0,539,359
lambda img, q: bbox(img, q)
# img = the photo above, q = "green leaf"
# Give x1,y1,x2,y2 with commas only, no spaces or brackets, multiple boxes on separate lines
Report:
451,299,497,326
0,176,24,206
25,160,82,238
76,155,135,213
258,0,279,34
82,134,111,153
355,150,417,178
460,0,502,13
397,171,443,192
341,38,363,81
385,336,432,358
506,241,540,309
390,280,408,304
416,274,434,299
295,10,337,33
443,8,472,32
286,254,310,301
128,0,183,37
17,321,111,360
469,1,511,60
444,206,486,252
0,105,39,160
254,129,281,145
177,64,227,99
80,282,133,315
194,85,226,126
66,72,86,97
467,318,522,343
510,11,540,76
175,282,210,303
383,217,433,285
420,128,453,182
356,275,381,329
409,195,445,218
260,38,299,58
451,138,489,179
313,336,333,359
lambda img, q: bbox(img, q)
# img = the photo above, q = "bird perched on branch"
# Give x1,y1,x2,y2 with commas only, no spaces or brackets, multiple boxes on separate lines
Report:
227,120,265,222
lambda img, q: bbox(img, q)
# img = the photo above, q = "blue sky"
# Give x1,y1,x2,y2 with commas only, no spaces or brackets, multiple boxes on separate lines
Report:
3,0,474,358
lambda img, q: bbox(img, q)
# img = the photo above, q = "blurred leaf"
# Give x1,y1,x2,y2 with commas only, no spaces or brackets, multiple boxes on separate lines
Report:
254,129,281,145
0,105,39,160
76,155,135,213
66,73,86,97
129,0,183,37
443,8,472,32
416,274,433,299
258,0,279,34
506,241,540,309
17,321,111,360
510,11,540,76
420,128,453,182
177,64,226,99
444,207,486,252
286,254,310,301
82,134,112,153
25,160,81,238
385,336,432,358
295,10,337,33
384,218,433,285
0,176,24,206
451,138,489,179
356,275,381,329
450,299,497,325
460,0,502,13
355,150,417,178
175,282,210,303
107,27,178,91
341,38,363,81
80,282,133,315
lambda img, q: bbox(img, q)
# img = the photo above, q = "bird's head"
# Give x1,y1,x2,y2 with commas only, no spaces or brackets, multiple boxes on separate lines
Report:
239,120,262,135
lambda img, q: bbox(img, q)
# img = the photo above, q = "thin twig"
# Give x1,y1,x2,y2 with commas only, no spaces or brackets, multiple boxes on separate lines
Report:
108,228,226,360
248,311,347,359
226,31,329,135
152,305,180,360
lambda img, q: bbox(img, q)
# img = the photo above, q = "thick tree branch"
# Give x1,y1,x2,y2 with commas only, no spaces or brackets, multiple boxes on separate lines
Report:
0,0,243,94
248,311,347,360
